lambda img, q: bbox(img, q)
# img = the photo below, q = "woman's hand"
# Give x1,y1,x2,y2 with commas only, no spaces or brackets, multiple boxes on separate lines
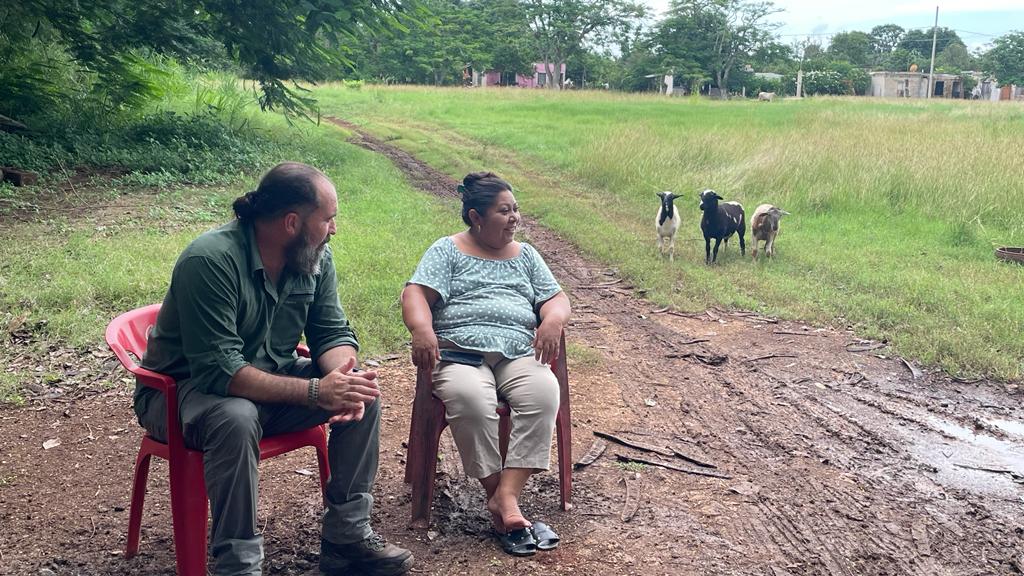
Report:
532,319,563,365
410,327,441,371
534,291,570,365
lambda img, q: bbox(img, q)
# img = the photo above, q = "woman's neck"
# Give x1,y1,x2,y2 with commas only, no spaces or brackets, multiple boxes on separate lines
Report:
454,230,519,259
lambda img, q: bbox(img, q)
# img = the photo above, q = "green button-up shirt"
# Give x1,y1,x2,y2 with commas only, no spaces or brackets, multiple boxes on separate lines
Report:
137,219,358,401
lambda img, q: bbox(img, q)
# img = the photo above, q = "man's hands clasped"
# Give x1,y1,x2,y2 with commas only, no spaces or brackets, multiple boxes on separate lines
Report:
318,356,380,424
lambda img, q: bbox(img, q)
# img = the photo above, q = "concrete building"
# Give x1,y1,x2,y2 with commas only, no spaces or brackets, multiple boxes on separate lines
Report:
870,71,964,99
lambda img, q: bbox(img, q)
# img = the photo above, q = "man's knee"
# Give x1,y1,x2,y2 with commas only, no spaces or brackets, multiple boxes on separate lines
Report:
204,398,261,445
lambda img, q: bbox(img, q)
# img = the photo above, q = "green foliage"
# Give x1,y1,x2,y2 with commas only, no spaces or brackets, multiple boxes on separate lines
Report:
882,48,928,72
799,62,868,95
525,0,646,90
1,0,422,119
935,42,974,73
828,31,874,67
654,0,780,93
983,31,1024,86
898,27,964,58
870,24,905,55
346,0,533,85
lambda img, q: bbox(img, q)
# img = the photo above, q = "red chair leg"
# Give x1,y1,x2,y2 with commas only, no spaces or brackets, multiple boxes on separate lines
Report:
125,445,154,558
314,427,330,495
556,410,572,511
169,450,209,576
498,410,511,464
409,399,447,528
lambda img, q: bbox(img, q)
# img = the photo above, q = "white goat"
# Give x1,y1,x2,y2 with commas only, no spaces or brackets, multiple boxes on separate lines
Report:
750,204,790,260
655,191,681,261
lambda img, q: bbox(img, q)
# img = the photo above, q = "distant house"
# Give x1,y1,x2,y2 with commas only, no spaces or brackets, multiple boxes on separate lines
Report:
870,71,964,99
973,76,1023,101
479,62,566,88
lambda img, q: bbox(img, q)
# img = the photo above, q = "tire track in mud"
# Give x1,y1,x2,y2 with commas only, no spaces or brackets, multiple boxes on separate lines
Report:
326,115,1024,575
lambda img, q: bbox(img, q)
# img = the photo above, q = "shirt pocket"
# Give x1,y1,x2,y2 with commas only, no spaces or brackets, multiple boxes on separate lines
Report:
272,290,314,355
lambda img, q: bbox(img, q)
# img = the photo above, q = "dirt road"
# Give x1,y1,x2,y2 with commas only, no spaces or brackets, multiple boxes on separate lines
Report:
1,121,1021,575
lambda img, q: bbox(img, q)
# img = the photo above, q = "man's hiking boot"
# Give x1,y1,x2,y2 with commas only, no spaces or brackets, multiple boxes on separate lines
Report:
320,533,414,576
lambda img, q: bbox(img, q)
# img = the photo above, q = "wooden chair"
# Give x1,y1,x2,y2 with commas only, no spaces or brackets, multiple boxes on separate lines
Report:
403,332,572,528
106,304,330,576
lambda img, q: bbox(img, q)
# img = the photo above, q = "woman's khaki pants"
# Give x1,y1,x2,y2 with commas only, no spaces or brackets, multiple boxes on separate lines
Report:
432,348,560,479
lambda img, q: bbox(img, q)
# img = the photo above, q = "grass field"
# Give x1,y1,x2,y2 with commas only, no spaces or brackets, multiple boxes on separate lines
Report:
2,83,1021,404
314,85,1024,380
0,93,463,403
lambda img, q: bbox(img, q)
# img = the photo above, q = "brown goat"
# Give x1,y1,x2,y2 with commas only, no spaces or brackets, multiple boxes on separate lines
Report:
750,204,790,260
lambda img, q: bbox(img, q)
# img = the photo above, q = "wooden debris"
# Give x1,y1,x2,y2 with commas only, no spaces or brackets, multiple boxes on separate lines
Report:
574,438,608,469
838,372,866,386
1,167,38,187
664,351,727,365
773,330,819,337
620,473,642,522
594,431,674,457
615,454,732,479
677,338,711,346
669,446,718,469
577,278,623,289
846,342,886,353
954,462,1024,482
743,353,797,363
900,358,923,379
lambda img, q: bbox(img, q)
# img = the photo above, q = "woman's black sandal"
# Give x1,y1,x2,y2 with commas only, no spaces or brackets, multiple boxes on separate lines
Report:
530,521,560,551
496,527,538,556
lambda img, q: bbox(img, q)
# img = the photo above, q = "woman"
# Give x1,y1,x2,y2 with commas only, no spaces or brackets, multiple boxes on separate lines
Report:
401,172,571,556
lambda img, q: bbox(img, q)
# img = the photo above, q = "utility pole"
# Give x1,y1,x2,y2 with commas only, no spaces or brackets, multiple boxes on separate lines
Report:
927,6,939,98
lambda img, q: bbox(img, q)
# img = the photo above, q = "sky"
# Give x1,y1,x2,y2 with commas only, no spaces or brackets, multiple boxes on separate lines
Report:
645,1,1024,50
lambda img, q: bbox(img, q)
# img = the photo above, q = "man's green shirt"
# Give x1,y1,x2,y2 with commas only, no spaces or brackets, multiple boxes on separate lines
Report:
136,219,358,404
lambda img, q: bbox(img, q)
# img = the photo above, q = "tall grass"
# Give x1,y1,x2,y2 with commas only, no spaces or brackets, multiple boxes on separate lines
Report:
314,85,1024,380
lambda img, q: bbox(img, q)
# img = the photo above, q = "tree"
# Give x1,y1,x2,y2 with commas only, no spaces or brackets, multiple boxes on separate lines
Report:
525,0,645,90
654,0,779,97
882,48,927,72
749,41,794,71
870,24,904,55
935,42,974,72
2,0,421,117
828,31,874,67
983,31,1024,86
898,27,963,59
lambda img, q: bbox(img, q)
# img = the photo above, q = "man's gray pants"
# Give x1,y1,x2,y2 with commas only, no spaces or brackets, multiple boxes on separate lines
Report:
134,359,378,576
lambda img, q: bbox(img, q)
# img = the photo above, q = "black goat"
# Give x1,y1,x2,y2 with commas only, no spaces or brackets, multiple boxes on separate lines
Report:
699,189,746,264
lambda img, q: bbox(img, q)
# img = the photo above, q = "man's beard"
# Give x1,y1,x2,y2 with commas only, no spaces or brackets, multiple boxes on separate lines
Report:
285,231,326,275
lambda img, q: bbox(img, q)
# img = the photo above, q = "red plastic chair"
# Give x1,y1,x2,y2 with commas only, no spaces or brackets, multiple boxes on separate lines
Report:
106,304,330,576
404,332,572,528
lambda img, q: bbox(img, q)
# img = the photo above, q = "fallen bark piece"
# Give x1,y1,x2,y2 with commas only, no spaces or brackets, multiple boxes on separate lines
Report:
595,431,674,457
620,473,642,522
743,353,797,363
1,167,39,187
615,454,732,479
846,342,886,353
574,439,608,469
669,446,718,469
900,357,923,379
664,351,728,365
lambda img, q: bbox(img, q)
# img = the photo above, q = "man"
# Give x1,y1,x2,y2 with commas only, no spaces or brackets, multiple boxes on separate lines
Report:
134,162,414,576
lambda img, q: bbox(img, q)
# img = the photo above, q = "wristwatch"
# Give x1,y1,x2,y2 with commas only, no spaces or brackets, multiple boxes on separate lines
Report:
307,377,320,408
